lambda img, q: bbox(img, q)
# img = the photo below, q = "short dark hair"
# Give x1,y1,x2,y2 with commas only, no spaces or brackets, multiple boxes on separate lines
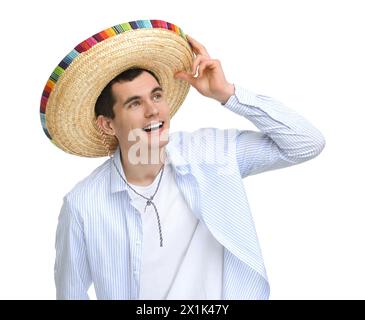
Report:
95,68,160,119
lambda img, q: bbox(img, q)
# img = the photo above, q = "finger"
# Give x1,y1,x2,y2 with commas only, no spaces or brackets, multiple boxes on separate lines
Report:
196,59,218,77
186,34,210,58
174,71,197,86
192,54,210,77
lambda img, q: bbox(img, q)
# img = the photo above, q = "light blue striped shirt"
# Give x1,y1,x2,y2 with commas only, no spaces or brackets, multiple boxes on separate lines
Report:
54,85,325,300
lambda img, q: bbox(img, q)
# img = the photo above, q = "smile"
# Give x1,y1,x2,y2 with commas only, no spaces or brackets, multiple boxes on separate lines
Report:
143,121,164,132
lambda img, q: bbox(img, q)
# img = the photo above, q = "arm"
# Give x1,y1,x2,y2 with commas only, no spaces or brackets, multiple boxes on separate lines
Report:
176,36,325,177
54,197,92,299
224,86,325,177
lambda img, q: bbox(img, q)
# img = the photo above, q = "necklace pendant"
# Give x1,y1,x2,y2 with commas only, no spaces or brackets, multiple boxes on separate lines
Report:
146,200,152,206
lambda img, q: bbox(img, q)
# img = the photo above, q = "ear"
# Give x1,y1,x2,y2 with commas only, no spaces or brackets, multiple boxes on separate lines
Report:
96,115,115,136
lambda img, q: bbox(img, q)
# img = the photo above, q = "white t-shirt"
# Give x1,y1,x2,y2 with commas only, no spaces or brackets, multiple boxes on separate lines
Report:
128,163,223,300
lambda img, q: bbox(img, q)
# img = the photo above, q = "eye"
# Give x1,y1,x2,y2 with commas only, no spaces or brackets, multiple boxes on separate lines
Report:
128,100,141,108
152,93,162,102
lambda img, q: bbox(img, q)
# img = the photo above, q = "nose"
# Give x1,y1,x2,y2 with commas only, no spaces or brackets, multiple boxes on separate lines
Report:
144,100,159,117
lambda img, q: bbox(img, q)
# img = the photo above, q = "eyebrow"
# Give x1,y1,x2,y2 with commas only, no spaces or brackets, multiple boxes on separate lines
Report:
123,86,163,107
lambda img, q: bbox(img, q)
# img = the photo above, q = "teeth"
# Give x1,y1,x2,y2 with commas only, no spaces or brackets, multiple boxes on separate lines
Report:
143,121,163,131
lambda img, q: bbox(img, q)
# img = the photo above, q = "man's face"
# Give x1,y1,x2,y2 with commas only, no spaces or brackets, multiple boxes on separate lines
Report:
108,71,170,158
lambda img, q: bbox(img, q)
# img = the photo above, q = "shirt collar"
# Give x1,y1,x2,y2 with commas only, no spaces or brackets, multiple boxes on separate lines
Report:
110,137,192,193
165,141,192,176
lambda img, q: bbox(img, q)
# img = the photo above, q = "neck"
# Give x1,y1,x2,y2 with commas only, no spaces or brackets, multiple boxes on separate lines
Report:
119,146,166,186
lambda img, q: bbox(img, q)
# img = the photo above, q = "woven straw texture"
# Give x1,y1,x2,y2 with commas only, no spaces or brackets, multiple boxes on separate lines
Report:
40,20,193,157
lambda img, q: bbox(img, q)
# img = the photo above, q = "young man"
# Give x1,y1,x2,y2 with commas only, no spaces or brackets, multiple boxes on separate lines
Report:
40,20,325,300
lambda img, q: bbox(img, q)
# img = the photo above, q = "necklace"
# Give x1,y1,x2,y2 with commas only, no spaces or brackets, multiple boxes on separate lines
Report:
111,157,165,247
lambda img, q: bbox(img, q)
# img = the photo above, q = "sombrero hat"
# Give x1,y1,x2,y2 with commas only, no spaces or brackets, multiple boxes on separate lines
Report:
40,19,193,157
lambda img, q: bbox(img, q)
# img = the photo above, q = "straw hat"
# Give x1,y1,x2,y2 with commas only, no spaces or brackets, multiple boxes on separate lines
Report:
40,20,193,157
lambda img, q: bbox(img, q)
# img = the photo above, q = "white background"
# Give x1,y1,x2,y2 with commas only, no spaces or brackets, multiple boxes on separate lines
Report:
0,0,364,299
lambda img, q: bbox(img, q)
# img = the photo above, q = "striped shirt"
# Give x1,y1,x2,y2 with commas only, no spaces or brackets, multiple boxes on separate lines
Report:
54,85,325,299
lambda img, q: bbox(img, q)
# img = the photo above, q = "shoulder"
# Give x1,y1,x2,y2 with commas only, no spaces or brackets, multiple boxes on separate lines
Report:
168,128,239,169
64,158,111,207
